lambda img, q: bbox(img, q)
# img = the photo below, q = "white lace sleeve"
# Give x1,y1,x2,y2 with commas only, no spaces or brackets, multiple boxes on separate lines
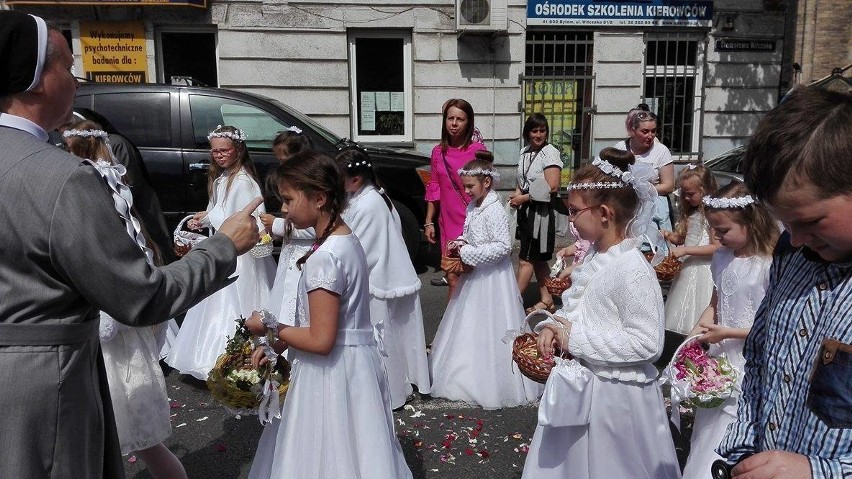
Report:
304,250,345,295
458,203,511,266
568,266,664,365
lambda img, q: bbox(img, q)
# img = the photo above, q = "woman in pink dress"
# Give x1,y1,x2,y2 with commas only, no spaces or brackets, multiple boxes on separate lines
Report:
424,98,487,297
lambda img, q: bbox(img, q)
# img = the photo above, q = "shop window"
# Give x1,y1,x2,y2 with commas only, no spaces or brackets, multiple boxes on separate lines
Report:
348,30,413,143
643,34,703,156
157,30,217,87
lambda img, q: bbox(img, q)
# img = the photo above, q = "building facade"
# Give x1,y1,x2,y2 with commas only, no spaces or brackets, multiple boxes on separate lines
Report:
5,0,836,173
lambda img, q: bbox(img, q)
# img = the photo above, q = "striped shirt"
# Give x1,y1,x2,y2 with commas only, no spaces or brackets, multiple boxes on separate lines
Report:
718,239,852,478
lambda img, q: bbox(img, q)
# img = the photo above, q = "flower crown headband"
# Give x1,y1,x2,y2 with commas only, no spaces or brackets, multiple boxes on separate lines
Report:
63,128,109,139
702,195,756,209
458,167,501,182
207,125,247,142
346,159,372,169
565,157,629,190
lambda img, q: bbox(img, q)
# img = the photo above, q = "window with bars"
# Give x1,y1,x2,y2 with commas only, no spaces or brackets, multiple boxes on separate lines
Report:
643,33,703,156
522,31,594,170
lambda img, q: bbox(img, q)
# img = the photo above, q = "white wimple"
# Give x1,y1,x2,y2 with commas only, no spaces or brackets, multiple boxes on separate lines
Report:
63,129,108,139
702,195,756,209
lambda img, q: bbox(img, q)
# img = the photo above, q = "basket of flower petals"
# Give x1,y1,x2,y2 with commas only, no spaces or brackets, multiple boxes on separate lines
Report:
511,311,573,384
644,251,683,282
207,317,289,411
543,276,571,297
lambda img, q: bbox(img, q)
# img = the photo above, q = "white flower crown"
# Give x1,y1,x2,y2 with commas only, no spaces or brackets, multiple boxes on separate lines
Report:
566,181,626,190
458,167,501,182
207,125,247,142
702,195,756,209
346,159,372,169
286,126,302,134
63,129,109,139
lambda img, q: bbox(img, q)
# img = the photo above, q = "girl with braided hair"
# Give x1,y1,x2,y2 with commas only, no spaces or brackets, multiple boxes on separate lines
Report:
245,152,412,479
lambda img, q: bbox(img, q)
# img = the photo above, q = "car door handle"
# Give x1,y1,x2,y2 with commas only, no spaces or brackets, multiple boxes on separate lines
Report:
189,162,209,171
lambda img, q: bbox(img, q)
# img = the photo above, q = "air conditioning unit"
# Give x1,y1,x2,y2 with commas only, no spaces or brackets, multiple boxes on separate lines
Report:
455,0,508,33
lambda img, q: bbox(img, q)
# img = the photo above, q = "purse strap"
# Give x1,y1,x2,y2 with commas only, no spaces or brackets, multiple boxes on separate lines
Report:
441,151,469,207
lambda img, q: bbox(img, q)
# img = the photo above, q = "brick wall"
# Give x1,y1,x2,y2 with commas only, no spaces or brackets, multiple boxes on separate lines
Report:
794,0,852,84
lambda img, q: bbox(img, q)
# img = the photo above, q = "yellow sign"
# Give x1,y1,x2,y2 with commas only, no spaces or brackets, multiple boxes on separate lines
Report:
80,21,147,83
524,79,579,185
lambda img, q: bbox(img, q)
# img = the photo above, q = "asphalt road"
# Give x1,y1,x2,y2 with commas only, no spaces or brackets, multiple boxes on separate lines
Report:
123,244,692,478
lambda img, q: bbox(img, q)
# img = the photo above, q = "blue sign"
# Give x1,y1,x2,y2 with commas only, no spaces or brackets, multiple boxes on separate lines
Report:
527,0,713,27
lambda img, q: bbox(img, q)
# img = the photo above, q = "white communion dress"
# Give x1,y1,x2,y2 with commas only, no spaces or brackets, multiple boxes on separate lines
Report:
87,159,172,455
247,234,412,479
681,248,771,479
522,240,681,479
343,184,431,409
429,190,543,409
665,211,714,334
166,168,276,380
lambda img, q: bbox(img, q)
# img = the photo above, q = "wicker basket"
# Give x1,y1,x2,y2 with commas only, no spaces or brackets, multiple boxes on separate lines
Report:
544,276,571,296
441,242,472,274
173,214,209,258
511,311,573,384
207,350,290,410
644,251,683,282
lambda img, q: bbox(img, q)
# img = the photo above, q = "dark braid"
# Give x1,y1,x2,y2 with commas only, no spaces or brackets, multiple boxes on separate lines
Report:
270,151,348,269
335,146,393,211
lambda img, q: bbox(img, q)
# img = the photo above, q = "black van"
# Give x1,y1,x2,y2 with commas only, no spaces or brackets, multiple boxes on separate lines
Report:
74,83,430,257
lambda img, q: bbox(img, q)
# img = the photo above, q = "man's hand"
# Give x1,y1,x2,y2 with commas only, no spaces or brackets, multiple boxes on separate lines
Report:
218,197,263,254
731,450,812,479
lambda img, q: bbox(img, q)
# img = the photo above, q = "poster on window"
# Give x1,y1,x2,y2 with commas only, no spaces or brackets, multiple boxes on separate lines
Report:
527,0,713,27
524,79,579,185
80,21,147,83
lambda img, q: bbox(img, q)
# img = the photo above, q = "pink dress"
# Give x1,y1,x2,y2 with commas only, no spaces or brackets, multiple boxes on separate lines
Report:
426,142,487,255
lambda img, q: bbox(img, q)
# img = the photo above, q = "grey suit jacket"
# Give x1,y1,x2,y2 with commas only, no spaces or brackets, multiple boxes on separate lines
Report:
0,126,237,478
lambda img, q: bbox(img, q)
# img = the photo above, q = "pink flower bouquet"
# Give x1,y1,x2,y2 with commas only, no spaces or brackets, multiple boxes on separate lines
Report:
662,338,738,409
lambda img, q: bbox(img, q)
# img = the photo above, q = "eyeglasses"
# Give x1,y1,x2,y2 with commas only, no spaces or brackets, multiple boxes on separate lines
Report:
210,147,235,157
567,204,600,221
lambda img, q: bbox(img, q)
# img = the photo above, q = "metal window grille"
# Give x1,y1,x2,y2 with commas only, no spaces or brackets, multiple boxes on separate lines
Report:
521,31,594,173
642,32,704,157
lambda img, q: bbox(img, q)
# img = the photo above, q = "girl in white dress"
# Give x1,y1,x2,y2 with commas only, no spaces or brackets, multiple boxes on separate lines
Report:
167,125,275,380
663,164,720,334
336,147,431,409
260,127,315,327
522,147,681,479
681,181,779,479
245,152,412,479
63,121,186,478
430,159,543,409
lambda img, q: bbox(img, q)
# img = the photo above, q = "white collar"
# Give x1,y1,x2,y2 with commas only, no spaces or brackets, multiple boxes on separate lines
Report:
0,113,49,142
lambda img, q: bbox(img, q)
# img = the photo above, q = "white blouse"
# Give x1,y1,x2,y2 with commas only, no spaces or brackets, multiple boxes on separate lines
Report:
516,143,562,192
457,190,512,267
537,239,665,383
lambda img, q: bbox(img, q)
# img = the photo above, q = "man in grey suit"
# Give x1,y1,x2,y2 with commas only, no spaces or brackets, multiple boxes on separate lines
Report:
0,12,262,477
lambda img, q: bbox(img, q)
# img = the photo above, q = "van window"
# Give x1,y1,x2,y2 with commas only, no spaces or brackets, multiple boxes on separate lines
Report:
189,94,291,151
93,93,171,148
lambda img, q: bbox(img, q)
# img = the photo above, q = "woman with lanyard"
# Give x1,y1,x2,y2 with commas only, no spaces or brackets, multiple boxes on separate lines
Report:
614,104,675,234
509,113,563,314
424,99,487,297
